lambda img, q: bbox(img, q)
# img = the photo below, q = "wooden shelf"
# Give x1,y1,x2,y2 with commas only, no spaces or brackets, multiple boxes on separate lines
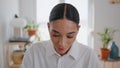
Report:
7,42,28,45
9,64,20,68
6,41,31,68
100,59,120,68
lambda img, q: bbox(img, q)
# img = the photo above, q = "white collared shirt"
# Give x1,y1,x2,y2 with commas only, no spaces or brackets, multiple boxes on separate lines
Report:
21,40,100,68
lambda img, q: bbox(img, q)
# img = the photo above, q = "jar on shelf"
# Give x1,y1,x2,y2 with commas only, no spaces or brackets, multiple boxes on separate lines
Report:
12,50,24,64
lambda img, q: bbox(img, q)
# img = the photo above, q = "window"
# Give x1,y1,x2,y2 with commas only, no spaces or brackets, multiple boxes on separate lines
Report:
37,0,92,47
37,0,59,23
37,0,59,41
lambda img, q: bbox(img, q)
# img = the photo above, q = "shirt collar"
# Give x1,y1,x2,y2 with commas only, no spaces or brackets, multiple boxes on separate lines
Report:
46,40,80,60
68,41,80,60
46,40,58,57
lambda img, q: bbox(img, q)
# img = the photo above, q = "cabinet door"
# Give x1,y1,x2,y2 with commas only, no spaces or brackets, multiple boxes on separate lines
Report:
100,60,120,68
100,61,105,68
114,61,120,68
104,61,113,68
100,61,113,68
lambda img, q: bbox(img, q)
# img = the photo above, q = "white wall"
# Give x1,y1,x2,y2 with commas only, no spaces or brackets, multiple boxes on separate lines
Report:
0,0,19,68
19,0,36,22
94,0,120,55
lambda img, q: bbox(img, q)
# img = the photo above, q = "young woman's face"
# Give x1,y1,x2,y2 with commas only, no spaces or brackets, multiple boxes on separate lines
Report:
48,19,80,56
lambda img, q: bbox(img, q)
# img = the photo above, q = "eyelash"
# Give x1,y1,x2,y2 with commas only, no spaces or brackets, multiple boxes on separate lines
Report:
67,36,73,38
52,35,73,39
52,35,60,37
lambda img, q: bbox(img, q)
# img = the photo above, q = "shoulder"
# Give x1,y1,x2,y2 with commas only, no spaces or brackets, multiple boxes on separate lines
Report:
74,41,95,56
75,41,100,68
73,41,98,61
25,40,51,54
75,41,93,51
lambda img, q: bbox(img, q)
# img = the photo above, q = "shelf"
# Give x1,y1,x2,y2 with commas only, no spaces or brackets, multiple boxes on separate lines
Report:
100,59,120,68
9,64,20,68
6,41,31,68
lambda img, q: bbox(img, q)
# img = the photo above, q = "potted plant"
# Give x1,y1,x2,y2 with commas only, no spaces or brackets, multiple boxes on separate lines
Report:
97,28,117,60
24,20,39,37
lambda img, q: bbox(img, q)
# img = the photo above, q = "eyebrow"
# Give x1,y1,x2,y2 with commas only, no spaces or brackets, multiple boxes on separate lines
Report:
67,32,76,34
52,29,76,34
52,29,60,33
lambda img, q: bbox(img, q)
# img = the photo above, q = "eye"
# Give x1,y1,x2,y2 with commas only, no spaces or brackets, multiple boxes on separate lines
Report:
67,35,74,39
52,34,60,37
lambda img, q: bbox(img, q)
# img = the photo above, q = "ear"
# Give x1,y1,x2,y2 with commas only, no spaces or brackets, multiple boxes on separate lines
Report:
47,22,51,32
77,25,80,31
47,22,50,29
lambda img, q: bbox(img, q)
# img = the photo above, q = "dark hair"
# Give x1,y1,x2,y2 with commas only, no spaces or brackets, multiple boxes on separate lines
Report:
49,3,80,25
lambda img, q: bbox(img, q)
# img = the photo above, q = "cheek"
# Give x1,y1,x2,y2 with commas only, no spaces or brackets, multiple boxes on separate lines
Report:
67,38,75,46
66,35,77,47
50,34,58,44
50,36,59,45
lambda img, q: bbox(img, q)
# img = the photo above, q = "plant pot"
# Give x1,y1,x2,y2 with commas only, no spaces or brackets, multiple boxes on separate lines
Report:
100,48,111,60
28,30,36,37
12,50,24,64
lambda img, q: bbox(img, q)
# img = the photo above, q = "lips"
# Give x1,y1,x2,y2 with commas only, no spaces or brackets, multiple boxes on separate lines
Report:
58,47,65,51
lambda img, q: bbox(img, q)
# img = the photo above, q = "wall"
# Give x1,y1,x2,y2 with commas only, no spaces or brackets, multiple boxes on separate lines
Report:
19,0,36,22
94,0,120,55
0,0,19,68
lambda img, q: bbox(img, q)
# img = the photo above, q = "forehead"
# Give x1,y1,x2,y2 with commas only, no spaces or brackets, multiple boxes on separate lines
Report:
50,19,77,33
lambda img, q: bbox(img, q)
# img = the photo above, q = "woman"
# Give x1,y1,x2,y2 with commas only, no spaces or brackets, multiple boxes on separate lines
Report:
21,3,100,68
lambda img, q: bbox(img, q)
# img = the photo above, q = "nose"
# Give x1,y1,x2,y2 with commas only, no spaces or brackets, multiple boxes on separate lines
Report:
58,37,66,47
